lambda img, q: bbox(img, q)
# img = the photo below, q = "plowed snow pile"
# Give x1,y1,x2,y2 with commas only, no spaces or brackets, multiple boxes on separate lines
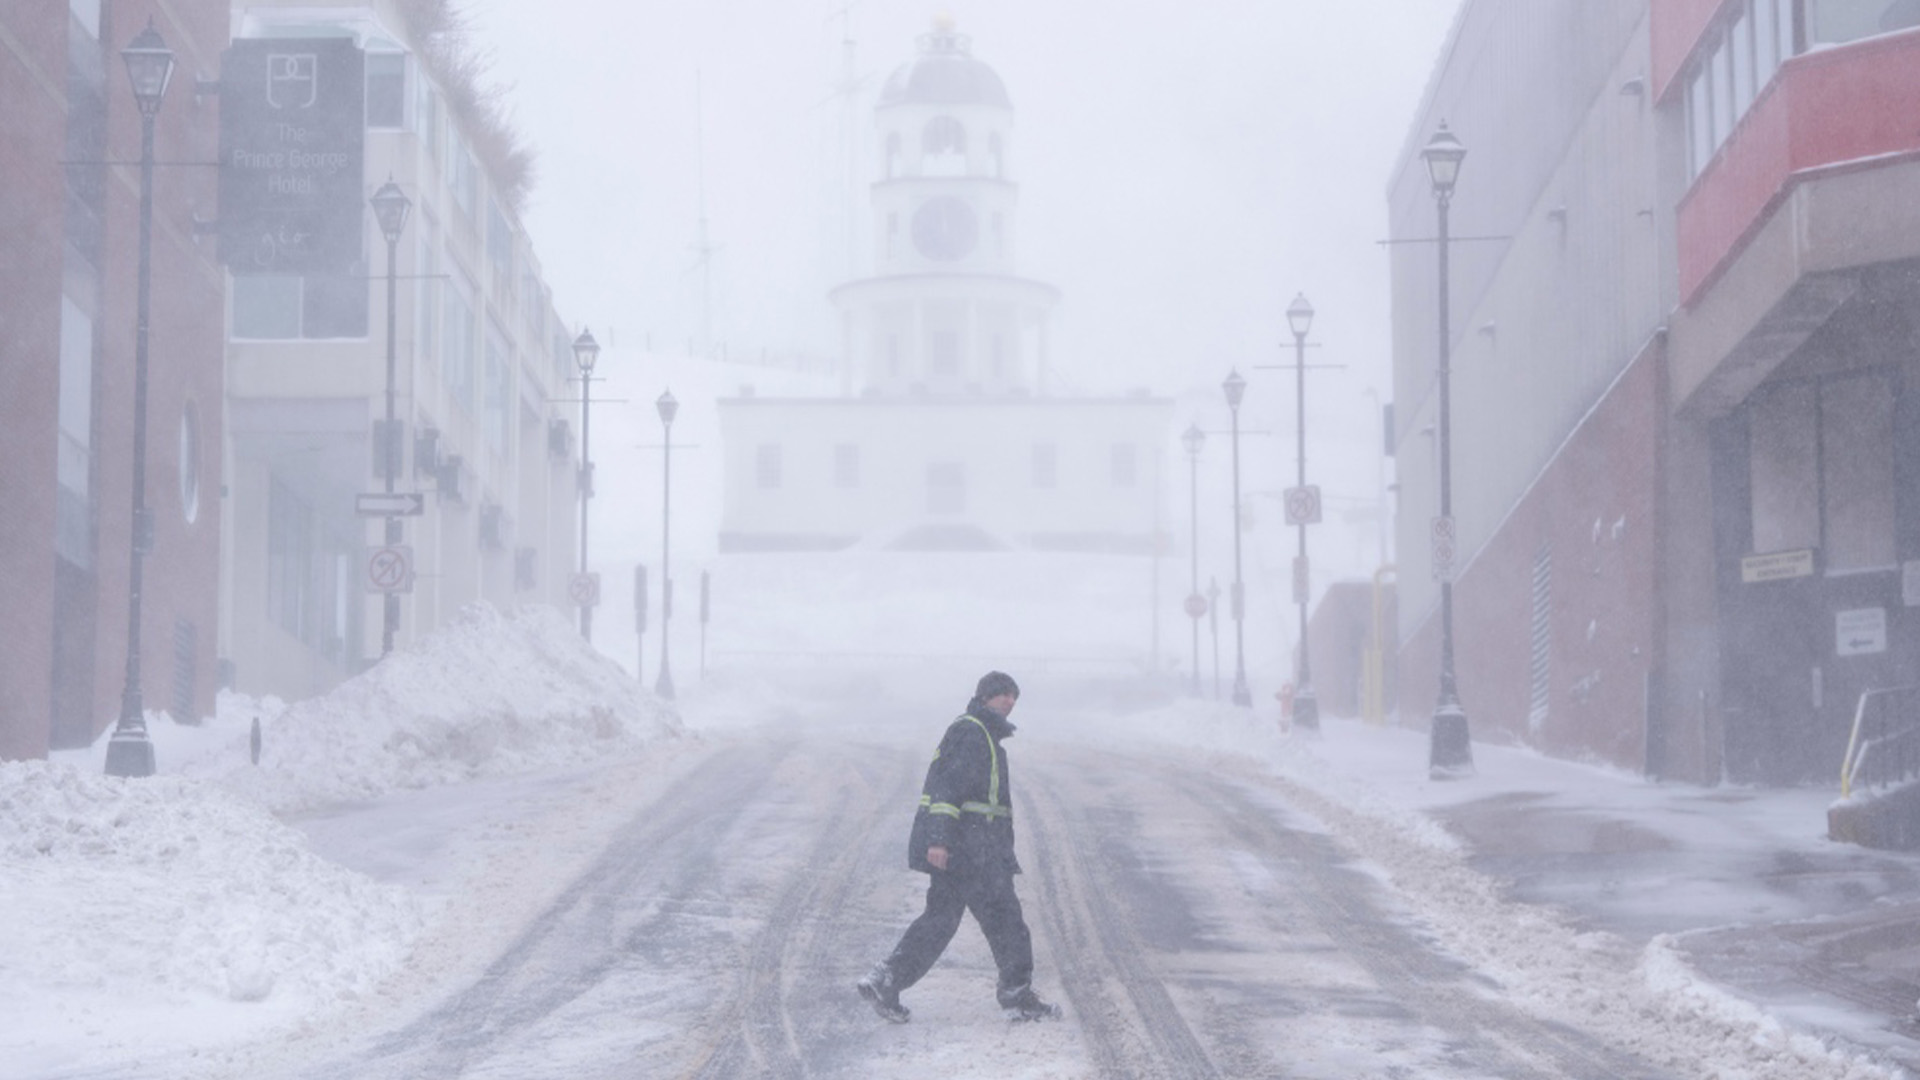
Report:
214,603,682,815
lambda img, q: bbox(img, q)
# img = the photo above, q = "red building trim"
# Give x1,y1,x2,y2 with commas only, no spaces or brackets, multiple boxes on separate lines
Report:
1677,29,1920,305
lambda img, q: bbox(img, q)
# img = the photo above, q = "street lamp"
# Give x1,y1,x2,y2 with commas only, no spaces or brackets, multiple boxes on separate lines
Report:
369,177,411,659
1182,422,1206,697
1223,369,1251,707
1422,122,1473,777
104,20,175,779
572,328,600,642
1285,292,1319,733
655,389,679,700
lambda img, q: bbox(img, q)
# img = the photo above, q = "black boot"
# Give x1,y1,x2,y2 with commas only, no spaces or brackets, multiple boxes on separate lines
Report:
998,983,1062,1022
856,963,910,1023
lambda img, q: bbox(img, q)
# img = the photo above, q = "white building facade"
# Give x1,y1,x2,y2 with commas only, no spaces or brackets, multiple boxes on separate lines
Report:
717,21,1170,553
221,1,582,699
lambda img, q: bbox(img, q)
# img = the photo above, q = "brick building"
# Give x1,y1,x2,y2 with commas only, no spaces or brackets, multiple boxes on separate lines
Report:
0,1,227,759
1390,0,1920,784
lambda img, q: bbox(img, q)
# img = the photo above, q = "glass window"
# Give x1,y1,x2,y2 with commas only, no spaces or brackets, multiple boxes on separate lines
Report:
1032,443,1057,488
1731,5,1756,118
834,443,860,488
267,478,315,641
57,295,93,495
1808,0,1920,44
1822,372,1895,571
931,331,959,376
1111,443,1138,488
1687,67,1713,178
1749,382,1819,554
1711,36,1735,150
232,274,302,339
1777,0,1798,58
366,52,405,129
1757,0,1781,82
923,116,966,155
419,82,442,166
304,261,369,338
445,271,477,413
756,444,782,489
927,462,966,515
416,212,440,369
484,328,510,454
68,0,99,38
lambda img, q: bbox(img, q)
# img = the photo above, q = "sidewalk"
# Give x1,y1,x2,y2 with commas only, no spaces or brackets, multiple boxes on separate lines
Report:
1304,718,1920,1073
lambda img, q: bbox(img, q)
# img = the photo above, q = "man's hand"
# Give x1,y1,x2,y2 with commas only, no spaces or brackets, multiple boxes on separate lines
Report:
926,845,949,871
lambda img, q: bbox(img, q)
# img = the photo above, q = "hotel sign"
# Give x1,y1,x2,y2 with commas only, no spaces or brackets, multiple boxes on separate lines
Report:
1740,549,1815,584
218,38,365,275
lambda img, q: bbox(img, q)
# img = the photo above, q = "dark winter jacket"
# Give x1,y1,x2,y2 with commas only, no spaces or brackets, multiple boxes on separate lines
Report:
906,697,1020,877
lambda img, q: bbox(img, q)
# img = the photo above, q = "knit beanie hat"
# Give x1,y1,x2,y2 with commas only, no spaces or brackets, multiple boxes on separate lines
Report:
975,671,1020,701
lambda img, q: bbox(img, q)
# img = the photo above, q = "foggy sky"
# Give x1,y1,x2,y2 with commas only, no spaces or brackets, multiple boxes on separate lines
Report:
464,0,1461,533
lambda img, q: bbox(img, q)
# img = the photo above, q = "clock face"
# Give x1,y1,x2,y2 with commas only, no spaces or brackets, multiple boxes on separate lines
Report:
912,196,978,261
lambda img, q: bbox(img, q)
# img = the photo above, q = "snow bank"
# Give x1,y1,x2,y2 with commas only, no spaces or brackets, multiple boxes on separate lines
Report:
214,603,681,814
0,759,422,1067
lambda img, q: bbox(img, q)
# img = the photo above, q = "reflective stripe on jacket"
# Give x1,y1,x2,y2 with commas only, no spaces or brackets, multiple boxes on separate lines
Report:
906,705,1019,875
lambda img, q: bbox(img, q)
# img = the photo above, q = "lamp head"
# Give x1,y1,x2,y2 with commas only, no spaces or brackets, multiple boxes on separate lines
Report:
1286,292,1314,339
121,20,175,118
1222,369,1247,409
1421,122,1467,197
572,328,601,374
369,176,412,244
1181,422,1205,458
656,389,679,425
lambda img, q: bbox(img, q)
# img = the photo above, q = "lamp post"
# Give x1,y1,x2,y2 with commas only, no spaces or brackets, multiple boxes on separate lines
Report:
572,328,600,642
1285,293,1319,733
1207,576,1222,700
655,389,679,700
369,177,411,659
104,21,175,779
1223,369,1251,707
1182,422,1206,696
1422,122,1473,777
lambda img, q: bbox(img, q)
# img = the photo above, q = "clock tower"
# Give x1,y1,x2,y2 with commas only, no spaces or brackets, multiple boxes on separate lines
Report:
830,18,1058,397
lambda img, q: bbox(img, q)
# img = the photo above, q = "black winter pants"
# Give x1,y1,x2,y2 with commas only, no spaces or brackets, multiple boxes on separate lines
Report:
885,868,1034,1004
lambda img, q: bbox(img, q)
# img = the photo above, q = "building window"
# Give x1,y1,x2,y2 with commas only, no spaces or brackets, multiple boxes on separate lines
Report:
231,269,369,340
757,443,783,489
1528,543,1552,734
886,132,901,178
416,211,440,369
419,82,442,166
56,295,93,566
267,478,316,642
1111,443,1138,488
1821,371,1895,572
1809,0,1920,45
931,331,960,376
445,270,477,413
928,461,966,515
484,328,510,455
1683,0,1804,183
1749,381,1819,554
69,0,100,38
834,443,861,488
989,132,1003,178
179,401,200,526
365,51,406,129
886,213,899,260
1032,443,1057,488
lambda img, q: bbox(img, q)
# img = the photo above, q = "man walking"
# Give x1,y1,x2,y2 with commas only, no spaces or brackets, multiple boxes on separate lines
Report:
857,671,1062,1023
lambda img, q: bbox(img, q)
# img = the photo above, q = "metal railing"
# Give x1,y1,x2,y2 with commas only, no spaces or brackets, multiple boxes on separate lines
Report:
1839,684,1920,798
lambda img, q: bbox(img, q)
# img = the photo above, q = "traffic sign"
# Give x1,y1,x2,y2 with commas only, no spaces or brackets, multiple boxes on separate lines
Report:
1184,593,1208,619
365,545,413,594
356,491,425,516
1284,485,1322,526
570,571,601,609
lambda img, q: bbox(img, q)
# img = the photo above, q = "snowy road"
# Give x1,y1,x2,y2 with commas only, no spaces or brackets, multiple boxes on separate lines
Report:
217,730,1692,1080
